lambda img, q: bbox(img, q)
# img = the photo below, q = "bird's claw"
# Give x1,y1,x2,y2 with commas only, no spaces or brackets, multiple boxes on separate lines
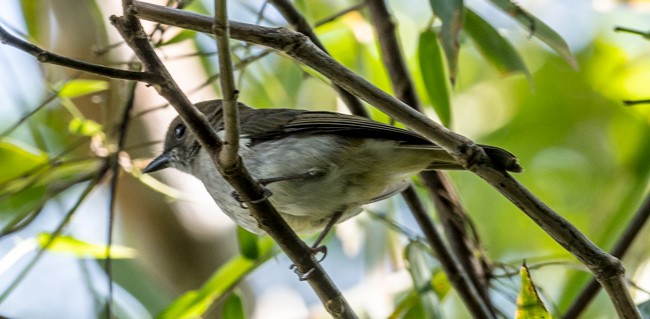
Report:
230,188,273,209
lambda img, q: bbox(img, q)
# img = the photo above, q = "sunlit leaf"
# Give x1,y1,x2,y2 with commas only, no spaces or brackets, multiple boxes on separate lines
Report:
37,233,137,259
428,0,464,82
159,238,275,319
487,0,578,69
418,29,452,127
0,140,48,185
515,262,551,319
237,226,259,260
389,291,425,319
431,268,451,300
464,9,531,84
221,292,245,319
58,79,109,99
69,118,103,136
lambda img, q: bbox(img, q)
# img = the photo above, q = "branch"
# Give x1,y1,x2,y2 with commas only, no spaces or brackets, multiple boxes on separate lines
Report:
0,23,162,83
365,0,494,316
131,3,641,317
563,191,650,318
115,2,356,318
213,0,239,168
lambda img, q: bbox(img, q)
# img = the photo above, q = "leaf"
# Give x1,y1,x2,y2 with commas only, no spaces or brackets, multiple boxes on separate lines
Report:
431,268,451,300
0,140,48,185
487,0,578,69
58,79,109,99
0,185,46,234
515,262,551,319
418,29,452,127
427,0,464,82
221,293,245,319
404,242,441,319
464,9,532,84
160,30,197,46
159,238,275,319
37,233,137,259
68,118,103,136
237,226,259,260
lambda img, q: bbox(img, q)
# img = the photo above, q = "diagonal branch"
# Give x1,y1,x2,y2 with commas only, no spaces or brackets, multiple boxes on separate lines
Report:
563,191,650,318
365,0,494,316
114,2,356,318
131,3,641,317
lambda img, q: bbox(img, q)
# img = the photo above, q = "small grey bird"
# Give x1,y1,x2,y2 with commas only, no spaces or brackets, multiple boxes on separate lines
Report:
144,100,521,237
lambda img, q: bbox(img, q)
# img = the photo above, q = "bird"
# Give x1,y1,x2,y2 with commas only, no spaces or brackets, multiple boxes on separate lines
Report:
143,99,521,244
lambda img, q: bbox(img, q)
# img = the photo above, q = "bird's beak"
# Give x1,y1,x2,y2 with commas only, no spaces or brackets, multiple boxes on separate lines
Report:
143,153,170,173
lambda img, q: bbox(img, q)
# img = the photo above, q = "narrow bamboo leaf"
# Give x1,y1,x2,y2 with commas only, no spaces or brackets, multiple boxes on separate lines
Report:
487,0,578,69
465,9,532,84
427,0,464,81
0,186,46,234
58,79,109,99
159,238,274,319
515,262,551,319
418,29,452,127
404,242,441,319
37,233,137,259
237,226,259,260
221,293,245,319
69,118,103,136
389,291,425,319
160,30,197,46
0,140,48,185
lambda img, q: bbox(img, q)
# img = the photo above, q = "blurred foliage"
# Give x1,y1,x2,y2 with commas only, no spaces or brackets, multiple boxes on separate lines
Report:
0,0,649,318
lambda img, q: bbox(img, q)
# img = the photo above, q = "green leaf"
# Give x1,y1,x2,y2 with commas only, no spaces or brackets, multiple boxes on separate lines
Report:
160,30,197,46
431,268,451,300
515,262,551,319
159,238,275,319
37,233,137,259
404,242,441,319
58,79,109,99
464,9,532,84
427,0,464,82
0,140,48,185
69,118,103,136
221,293,245,319
418,29,452,127
487,0,578,69
237,226,259,260
0,185,47,234
389,291,425,319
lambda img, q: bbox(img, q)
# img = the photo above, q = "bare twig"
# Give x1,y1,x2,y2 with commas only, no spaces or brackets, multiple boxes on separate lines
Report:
563,191,650,318
132,4,641,317
213,0,239,168
0,24,162,83
114,2,356,317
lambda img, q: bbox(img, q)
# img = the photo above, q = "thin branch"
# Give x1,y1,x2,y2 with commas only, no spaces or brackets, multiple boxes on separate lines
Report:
365,0,494,315
0,24,162,83
563,191,650,319
213,0,240,168
314,2,367,27
115,2,356,317
268,0,368,117
131,4,641,317
104,81,138,317
402,187,493,318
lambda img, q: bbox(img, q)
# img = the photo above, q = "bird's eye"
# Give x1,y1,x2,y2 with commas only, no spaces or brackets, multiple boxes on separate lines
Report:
174,123,186,139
